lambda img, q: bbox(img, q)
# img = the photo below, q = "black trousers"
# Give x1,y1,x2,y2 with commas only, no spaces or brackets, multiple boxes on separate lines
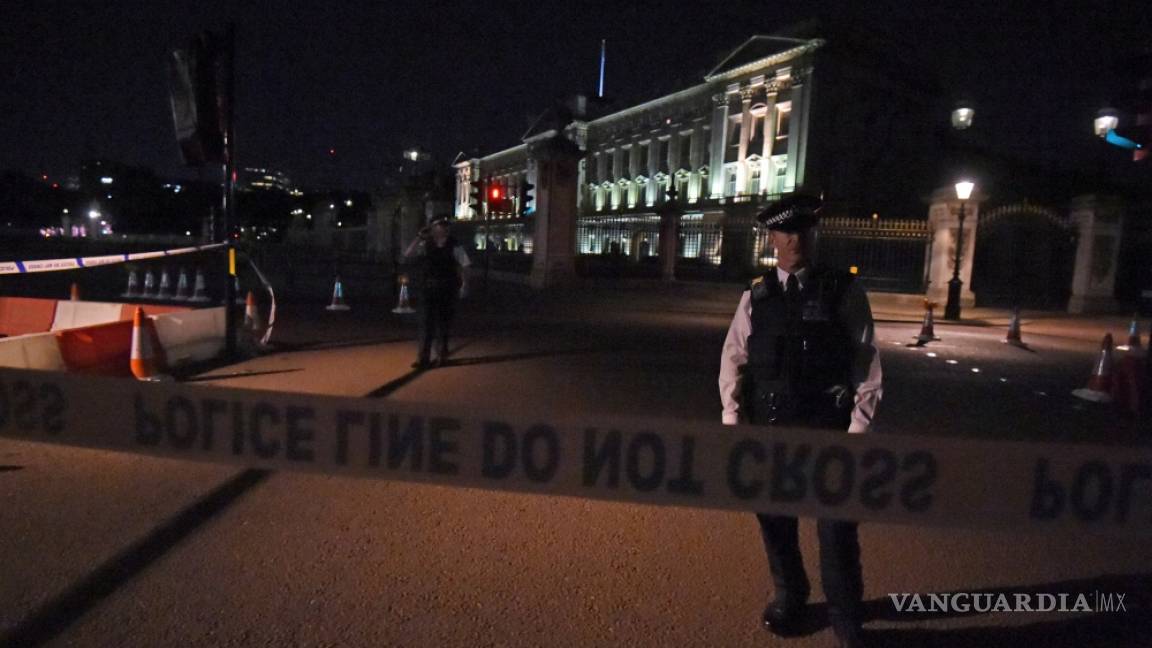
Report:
417,280,458,362
747,395,863,623
755,513,863,622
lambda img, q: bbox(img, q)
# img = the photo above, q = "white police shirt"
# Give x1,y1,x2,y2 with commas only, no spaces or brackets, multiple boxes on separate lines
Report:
718,266,883,433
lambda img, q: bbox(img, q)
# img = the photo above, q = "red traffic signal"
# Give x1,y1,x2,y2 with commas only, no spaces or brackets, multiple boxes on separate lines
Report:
490,186,503,200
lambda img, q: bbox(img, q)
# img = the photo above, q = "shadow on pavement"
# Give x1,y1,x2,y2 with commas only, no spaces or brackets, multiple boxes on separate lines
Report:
363,341,478,399
267,335,415,353
0,469,271,648
364,367,427,399
182,368,305,383
440,347,597,369
0,465,24,472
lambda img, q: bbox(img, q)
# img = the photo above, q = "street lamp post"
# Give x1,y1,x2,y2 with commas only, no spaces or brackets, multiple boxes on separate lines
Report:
944,180,975,320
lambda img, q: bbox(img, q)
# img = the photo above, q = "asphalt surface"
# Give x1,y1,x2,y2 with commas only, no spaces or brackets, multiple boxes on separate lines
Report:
2,283,1150,647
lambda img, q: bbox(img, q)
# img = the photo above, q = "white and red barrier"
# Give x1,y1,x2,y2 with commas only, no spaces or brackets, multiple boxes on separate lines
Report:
0,297,223,375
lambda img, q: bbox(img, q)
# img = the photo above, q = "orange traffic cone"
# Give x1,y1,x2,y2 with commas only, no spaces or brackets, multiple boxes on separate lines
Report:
1004,306,1027,348
244,291,263,331
326,276,351,311
69,282,80,301
915,300,939,345
130,307,166,381
392,275,415,314
1072,334,1115,403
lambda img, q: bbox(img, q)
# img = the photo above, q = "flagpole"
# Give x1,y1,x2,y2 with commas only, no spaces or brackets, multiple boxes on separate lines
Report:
222,23,237,357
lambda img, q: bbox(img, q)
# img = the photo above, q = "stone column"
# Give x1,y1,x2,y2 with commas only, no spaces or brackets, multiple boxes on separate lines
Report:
689,120,704,202
736,86,754,192
529,136,583,289
708,93,729,199
761,89,779,161
1068,194,1124,314
784,80,805,193
790,68,814,189
925,186,982,307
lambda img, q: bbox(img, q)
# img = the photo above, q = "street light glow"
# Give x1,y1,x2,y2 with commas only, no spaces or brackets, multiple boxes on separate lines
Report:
951,104,975,130
955,181,975,201
1094,109,1119,137
88,209,100,219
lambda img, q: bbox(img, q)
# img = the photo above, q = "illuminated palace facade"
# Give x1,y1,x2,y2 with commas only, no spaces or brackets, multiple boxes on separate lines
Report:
450,31,1147,310
453,37,837,273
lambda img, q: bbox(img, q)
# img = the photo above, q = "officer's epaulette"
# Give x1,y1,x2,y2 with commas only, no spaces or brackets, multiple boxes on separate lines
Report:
749,274,771,300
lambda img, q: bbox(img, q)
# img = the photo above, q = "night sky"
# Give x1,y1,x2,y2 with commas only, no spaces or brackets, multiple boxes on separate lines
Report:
2,0,1147,191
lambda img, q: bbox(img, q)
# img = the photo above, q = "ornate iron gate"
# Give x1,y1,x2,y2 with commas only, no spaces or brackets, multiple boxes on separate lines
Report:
972,202,1077,309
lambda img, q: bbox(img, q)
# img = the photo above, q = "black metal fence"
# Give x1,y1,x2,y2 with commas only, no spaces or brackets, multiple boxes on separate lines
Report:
818,216,931,293
451,213,932,292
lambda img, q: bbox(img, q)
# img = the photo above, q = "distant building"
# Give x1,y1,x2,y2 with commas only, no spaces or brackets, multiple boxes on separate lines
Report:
455,34,911,280
238,167,295,194
284,190,374,250
452,30,1151,311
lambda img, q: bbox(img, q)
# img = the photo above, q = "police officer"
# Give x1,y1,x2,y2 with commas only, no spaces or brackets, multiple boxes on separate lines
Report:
404,218,471,368
719,192,882,648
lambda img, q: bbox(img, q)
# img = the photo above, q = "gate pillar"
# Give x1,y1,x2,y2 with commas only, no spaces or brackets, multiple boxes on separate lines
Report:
1068,194,1125,314
926,186,983,308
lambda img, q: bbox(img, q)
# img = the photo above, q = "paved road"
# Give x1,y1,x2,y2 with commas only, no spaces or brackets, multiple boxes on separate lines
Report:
1,284,1149,647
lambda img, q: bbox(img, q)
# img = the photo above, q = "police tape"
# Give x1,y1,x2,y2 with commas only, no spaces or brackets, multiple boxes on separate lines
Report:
0,243,228,274
0,366,1149,534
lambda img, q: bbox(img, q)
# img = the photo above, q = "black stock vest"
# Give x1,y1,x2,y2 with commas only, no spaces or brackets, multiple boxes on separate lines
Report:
424,236,462,285
743,266,855,428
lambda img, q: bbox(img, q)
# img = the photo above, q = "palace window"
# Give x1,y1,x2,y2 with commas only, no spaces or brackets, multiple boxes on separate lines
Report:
748,104,768,155
678,132,692,169
749,165,762,195
725,116,742,163
770,155,788,194
655,138,669,174
772,104,791,156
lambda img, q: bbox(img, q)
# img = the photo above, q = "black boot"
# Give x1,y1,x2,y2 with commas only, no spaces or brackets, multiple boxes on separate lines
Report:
761,597,806,637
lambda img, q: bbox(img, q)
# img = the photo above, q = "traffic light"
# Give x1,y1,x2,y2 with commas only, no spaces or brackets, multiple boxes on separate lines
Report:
468,177,485,217
519,181,535,216
488,184,510,214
